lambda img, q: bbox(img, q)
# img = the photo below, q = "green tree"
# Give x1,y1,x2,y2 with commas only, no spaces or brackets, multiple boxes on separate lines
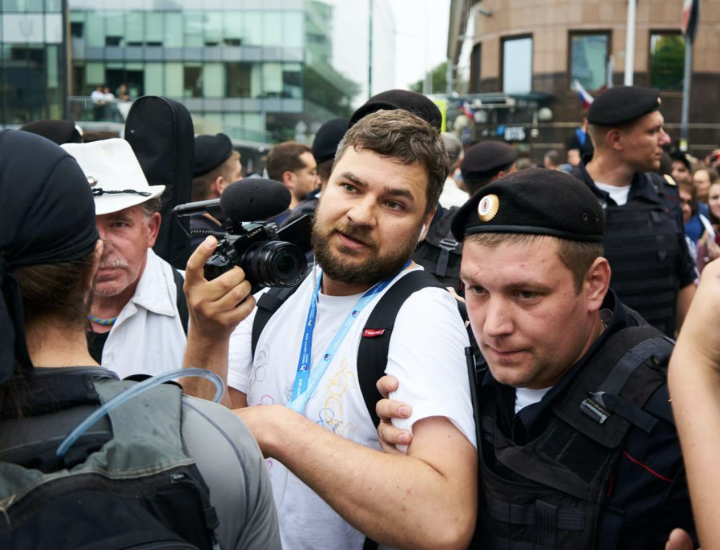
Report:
409,61,448,94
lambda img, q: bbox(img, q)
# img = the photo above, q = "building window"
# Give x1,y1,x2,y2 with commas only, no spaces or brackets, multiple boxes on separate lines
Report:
502,36,532,94
184,65,202,97
227,62,253,97
649,32,685,91
569,32,610,92
470,43,481,93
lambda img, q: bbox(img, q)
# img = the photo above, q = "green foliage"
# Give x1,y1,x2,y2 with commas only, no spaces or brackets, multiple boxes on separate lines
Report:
409,61,448,94
650,35,685,91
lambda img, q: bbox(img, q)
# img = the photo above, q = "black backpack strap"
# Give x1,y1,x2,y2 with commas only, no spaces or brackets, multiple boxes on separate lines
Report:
357,271,444,428
172,268,189,335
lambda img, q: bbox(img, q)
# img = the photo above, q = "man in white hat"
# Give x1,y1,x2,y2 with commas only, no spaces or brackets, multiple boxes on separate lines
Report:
62,138,187,378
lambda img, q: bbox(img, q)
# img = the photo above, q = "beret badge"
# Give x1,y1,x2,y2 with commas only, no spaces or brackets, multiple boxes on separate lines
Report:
478,194,500,222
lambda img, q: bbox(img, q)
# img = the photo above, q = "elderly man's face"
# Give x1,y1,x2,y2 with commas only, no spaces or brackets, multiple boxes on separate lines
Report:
95,205,160,297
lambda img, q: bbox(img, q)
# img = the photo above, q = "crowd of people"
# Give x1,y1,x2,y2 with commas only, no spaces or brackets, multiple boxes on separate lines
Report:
1,84,720,550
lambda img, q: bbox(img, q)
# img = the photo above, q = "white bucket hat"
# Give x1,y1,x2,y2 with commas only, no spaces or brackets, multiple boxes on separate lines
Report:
61,138,165,216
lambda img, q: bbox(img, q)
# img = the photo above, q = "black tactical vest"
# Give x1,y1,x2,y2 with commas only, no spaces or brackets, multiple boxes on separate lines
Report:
476,326,673,550
413,206,463,293
600,174,680,337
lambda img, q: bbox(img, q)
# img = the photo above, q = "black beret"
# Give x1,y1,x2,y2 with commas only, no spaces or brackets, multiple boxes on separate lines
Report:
461,141,519,179
20,120,83,145
349,89,442,132
312,118,349,164
194,133,233,178
588,86,661,126
451,168,604,242
670,151,691,170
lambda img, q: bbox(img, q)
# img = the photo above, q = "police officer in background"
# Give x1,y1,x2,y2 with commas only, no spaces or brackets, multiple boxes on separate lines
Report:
414,140,518,293
189,133,242,249
375,169,695,549
571,86,696,337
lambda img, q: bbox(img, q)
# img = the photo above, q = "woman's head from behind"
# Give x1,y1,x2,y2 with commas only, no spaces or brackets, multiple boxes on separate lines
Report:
0,130,99,384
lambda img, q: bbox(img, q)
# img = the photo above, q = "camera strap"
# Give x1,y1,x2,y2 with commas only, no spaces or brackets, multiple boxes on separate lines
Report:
287,262,409,415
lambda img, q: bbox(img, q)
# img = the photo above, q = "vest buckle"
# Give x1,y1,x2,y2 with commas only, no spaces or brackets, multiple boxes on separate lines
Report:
580,392,610,424
439,237,460,251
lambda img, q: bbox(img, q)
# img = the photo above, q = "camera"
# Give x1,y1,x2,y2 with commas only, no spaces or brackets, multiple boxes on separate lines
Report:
204,219,309,291
172,179,312,292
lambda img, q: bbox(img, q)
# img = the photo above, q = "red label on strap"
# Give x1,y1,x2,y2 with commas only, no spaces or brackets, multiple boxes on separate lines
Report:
362,328,386,338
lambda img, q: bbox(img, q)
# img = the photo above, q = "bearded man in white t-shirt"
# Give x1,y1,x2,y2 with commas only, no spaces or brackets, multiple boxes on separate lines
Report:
182,109,478,550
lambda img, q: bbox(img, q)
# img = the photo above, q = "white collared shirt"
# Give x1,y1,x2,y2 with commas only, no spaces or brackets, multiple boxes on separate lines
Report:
100,249,187,379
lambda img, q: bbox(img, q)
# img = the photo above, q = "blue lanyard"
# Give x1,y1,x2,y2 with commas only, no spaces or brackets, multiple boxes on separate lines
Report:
288,263,409,414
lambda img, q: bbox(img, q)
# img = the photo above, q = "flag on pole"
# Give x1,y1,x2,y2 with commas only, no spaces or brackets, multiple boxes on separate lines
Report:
682,0,700,42
460,101,475,120
573,79,594,109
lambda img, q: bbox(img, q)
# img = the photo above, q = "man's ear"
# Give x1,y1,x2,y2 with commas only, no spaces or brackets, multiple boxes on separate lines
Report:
420,209,436,242
211,176,225,198
606,129,623,152
146,212,162,248
283,170,296,191
584,257,611,313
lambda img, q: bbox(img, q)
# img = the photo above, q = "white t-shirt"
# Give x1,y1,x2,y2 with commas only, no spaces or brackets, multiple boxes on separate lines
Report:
228,267,476,550
514,386,552,414
595,181,631,206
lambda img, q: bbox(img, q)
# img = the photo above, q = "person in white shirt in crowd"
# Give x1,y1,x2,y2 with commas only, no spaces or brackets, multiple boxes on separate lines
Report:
183,109,478,550
438,132,469,208
62,138,187,379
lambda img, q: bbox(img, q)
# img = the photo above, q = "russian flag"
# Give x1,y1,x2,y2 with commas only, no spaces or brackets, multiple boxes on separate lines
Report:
573,79,594,109
460,101,475,119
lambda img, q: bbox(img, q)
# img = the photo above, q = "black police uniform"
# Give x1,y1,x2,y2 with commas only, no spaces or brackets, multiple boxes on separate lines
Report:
572,161,697,337
478,290,694,549
450,168,696,550
570,86,697,337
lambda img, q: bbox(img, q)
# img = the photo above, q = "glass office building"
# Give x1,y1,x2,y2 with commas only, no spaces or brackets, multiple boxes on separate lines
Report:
0,0,66,124
1,0,360,143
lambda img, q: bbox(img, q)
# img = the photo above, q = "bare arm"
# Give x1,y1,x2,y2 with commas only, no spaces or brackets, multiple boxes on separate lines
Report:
181,236,255,405
236,404,477,550
669,259,720,549
675,283,696,332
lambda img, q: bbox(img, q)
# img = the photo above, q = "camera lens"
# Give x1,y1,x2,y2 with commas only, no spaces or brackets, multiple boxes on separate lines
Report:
241,241,307,288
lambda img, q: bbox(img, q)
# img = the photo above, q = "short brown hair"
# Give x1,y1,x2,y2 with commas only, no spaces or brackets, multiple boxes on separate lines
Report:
693,163,720,184
335,109,447,214
265,142,311,183
191,151,241,201
466,233,604,294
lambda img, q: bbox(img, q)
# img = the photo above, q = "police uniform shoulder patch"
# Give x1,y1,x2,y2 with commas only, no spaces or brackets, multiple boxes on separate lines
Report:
663,174,676,187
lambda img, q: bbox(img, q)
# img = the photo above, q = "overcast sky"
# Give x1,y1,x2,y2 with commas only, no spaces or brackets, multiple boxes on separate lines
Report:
329,0,451,106
389,0,451,89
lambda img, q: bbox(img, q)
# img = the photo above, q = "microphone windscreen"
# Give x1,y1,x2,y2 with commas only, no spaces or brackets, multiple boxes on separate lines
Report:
220,178,291,223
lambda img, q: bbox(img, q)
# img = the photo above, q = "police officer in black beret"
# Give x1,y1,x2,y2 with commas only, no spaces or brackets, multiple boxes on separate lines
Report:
281,118,349,227
414,140,519,293
189,133,242,249
570,86,697,337
375,168,696,549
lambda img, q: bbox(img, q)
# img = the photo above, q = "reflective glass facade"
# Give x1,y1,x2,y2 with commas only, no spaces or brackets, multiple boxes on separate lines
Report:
66,0,359,143
0,0,66,124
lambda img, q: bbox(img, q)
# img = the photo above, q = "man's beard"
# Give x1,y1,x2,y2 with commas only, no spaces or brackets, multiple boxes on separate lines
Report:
311,217,418,286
